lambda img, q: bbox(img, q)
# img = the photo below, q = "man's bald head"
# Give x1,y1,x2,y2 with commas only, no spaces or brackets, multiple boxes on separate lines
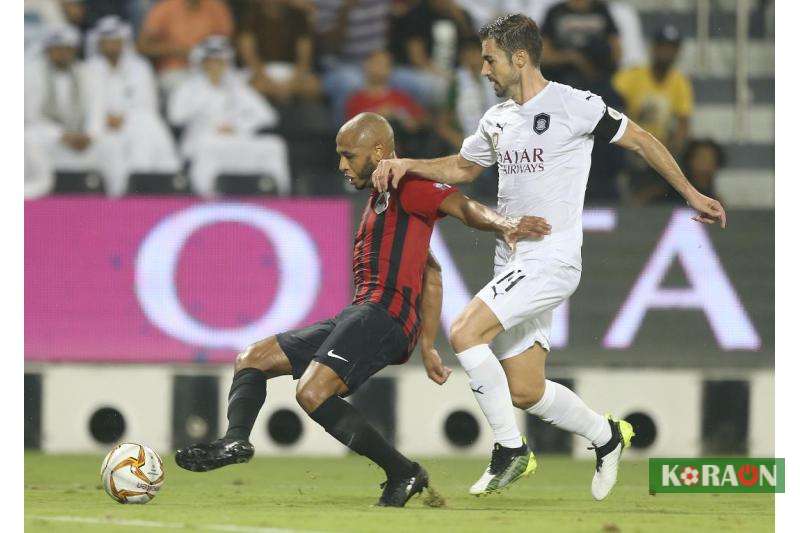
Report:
337,112,395,155
336,113,396,190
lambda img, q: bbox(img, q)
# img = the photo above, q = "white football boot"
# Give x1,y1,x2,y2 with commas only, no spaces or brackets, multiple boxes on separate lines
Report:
589,415,635,501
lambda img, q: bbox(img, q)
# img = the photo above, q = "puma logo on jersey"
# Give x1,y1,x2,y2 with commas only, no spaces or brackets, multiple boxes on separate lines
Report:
496,122,507,132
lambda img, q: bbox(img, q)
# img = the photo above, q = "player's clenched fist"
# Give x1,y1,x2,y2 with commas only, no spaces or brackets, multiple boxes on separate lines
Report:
421,346,452,385
687,191,727,228
372,158,410,192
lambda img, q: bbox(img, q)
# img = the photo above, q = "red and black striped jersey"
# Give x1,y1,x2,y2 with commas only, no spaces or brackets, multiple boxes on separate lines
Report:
352,174,457,355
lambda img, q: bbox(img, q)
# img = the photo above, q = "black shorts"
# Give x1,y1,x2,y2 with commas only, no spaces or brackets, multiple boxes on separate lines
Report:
276,303,409,395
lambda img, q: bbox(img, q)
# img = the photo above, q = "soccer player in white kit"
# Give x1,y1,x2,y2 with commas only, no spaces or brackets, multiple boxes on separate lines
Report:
372,14,727,500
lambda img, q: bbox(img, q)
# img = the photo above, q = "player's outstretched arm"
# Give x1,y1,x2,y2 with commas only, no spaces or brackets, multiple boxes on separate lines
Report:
437,191,552,251
372,155,485,192
419,252,451,385
615,119,727,228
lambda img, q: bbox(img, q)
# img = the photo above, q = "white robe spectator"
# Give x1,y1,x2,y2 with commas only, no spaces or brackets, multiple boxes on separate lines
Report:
609,1,647,68
83,16,181,194
25,131,54,198
25,26,127,197
453,67,496,136
168,36,290,197
456,0,559,30
24,0,66,57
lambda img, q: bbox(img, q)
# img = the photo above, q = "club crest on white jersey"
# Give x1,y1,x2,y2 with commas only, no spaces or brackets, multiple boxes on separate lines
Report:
533,113,550,134
458,81,628,269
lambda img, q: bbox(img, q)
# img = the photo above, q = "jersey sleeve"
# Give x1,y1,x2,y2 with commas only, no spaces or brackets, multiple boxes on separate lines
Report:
398,176,458,223
569,89,629,144
459,116,496,167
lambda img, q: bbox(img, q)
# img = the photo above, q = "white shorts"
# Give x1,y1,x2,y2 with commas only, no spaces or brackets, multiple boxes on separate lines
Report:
477,257,581,360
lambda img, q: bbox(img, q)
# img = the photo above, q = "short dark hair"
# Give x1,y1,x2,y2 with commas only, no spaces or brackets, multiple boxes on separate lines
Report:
479,14,543,67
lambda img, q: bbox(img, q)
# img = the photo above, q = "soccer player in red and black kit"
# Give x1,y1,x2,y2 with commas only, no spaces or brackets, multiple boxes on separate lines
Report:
175,113,551,507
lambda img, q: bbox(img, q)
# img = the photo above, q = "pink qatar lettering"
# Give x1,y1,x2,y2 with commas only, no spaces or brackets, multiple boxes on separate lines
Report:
24,198,351,363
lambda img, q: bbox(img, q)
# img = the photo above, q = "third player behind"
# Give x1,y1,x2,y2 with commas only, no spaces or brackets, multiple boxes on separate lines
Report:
372,14,726,500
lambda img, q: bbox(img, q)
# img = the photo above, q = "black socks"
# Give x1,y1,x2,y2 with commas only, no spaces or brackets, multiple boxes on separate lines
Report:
224,368,267,441
224,368,414,480
309,395,415,479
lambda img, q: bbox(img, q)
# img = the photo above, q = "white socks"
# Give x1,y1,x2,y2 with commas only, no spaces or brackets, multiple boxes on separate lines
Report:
456,347,610,449
526,379,611,447
457,344,524,449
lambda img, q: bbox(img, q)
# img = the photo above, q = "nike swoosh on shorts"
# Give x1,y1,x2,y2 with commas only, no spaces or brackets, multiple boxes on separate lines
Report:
326,350,349,363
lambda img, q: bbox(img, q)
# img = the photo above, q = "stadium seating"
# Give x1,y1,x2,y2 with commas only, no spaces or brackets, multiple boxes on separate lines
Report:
128,172,191,195
53,171,106,194
636,2,774,207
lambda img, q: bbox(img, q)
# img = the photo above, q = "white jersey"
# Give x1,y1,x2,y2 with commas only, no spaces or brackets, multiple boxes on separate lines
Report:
460,81,628,269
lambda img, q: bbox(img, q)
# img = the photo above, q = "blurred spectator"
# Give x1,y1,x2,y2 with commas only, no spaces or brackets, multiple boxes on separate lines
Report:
613,25,692,155
168,37,291,197
62,1,136,53
25,134,54,198
389,0,476,108
25,0,66,56
345,50,428,157
433,37,495,151
83,16,181,195
453,0,643,57
60,0,87,31
683,139,725,203
454,0,558,30
26,26,129,196
82,1,133,26
452,0,501,30
540,0,621,89
614,25,694,206
26,0,133,57
345,51,425,128
632,139,725,205
130,0,159,35
237,0,321,104
608,1,647,68
25,0,65,25
316,0,389,63
314,0,392,125
138,0,233,95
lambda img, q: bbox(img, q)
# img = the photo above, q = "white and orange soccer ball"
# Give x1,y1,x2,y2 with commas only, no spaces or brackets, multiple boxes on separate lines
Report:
100,443,165,504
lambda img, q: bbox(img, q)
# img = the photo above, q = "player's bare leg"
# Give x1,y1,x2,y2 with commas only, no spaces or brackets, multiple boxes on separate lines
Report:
175,336,290,472
503,343,635,500
297,362,429,507
449,298,536,495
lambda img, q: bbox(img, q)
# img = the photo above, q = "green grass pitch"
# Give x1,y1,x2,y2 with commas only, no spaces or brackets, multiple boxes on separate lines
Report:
25,452,774,532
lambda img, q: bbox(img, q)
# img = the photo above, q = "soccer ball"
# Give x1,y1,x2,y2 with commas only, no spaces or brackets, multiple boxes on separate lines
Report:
100,443,165,504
